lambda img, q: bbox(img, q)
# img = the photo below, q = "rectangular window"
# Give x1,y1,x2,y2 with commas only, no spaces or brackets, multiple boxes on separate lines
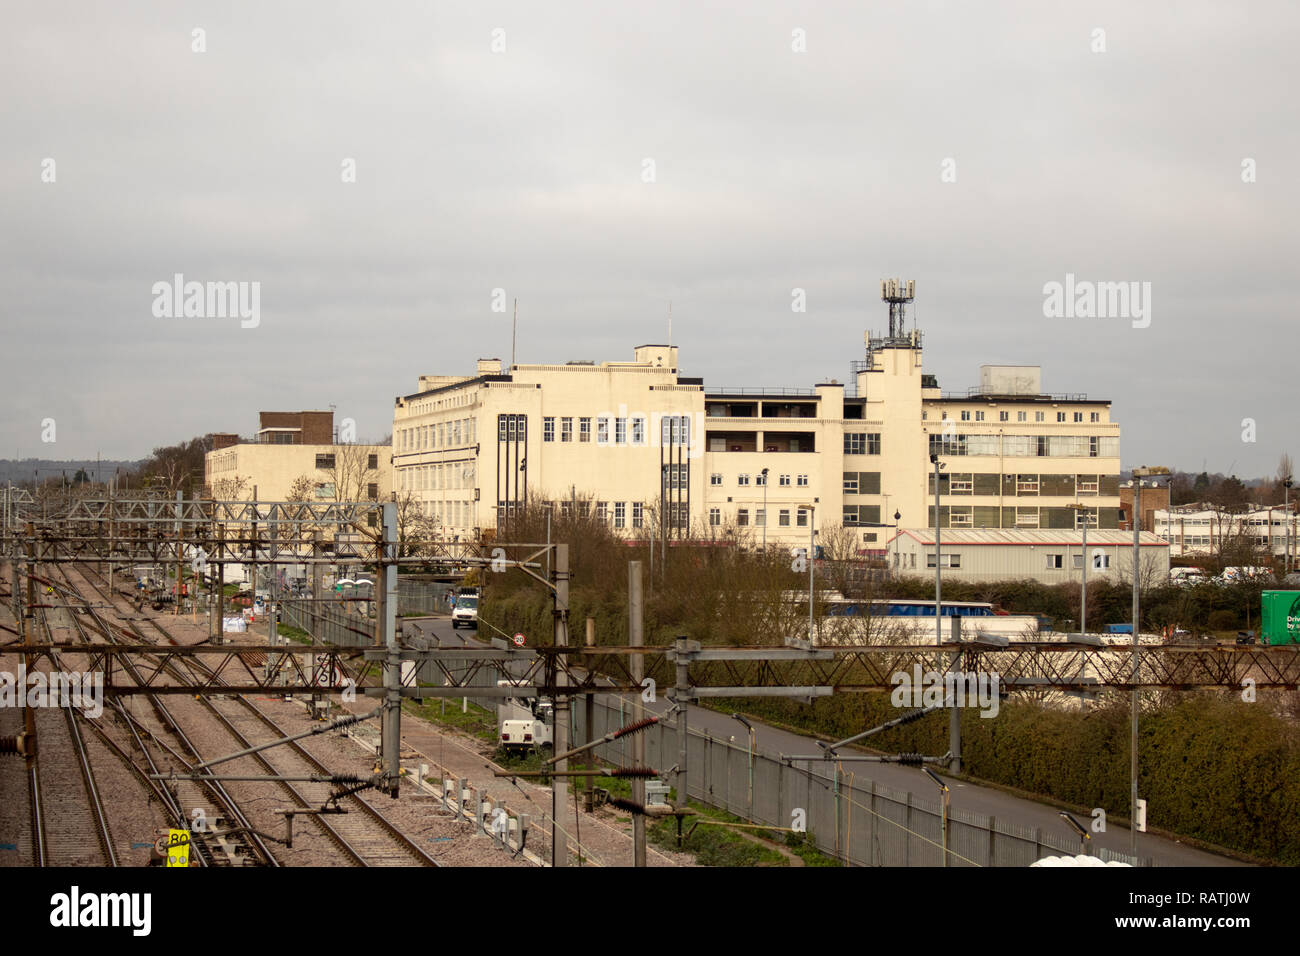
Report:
614,502,626,529
1017,411,1027,422
755,509,765,527
1072,554,1084,570
1073,412,1083,423
543,417,555,442
999,411,1009,422
738,474,750,486
796,508,809,527
1016,508,1039,528
926,553,961,568
779,474,791,487
315,454,335,469
615,418,627,444
709,508,721,526
561,418,573,442
1057,412,1066,422
631,416,645,445
756,472,767,486
368,453,379,469
632,502,643,529
950,508,972,527
367,482,378,500
1046,554,1063,569
845,433,865,455
580,417,592,442
797,475,809,487
779,509,791,527
1090,412,1100,423
867,433,880,454
1093,552,1110,570
596,501,608,522
975,411,985,421
1017,475,1039,495
843,474,859,494
711,473,722,486
960,410,971,421
597,417,610,444
737,508,749,526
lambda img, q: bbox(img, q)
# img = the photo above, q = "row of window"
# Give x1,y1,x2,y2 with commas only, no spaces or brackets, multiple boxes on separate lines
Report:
843,433,882,455
399,418,476,452
927,409,1103,424
928,473,1118,497
539,415,692,446
416,499,475,527
928,434,1120,458
843,472,882,496
1045,552,1111,570
398,461,476,492
709,507,812,527
913,550,1118,571
313,453,381,471
928,505,1104,529
710,473,809,487
585,501,646,528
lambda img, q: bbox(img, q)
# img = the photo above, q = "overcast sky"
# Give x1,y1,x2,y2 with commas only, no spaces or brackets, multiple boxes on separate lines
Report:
3,1,1296,478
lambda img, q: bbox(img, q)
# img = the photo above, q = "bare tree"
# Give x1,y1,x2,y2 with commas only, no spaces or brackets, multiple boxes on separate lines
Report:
208,474,251,500
320,444,382,504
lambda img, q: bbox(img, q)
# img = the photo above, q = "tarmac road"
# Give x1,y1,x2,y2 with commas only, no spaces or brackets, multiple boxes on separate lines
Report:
404,616,1245,867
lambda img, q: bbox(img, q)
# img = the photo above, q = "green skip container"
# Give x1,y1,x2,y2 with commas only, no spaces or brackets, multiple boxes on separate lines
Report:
1260,591,1300,646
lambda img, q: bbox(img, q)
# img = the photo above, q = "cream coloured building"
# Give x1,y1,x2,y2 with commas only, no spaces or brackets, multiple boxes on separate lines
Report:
887,529,1170,585
204,411,391,508
392,296,1126,551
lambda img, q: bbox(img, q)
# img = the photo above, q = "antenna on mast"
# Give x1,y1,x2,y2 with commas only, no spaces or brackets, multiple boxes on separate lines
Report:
511,298,517,370
668,301,672,347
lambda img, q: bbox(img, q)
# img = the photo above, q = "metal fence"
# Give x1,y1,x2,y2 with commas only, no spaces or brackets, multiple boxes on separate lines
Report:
398,579,456,616
575,696,1148,868
279,597,503,690
279,598,372,647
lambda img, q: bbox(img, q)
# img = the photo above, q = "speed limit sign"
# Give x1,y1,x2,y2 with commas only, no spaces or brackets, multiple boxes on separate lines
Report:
512,633,526,647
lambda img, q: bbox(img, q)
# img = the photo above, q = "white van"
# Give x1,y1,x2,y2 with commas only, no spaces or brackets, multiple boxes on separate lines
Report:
1169,567,1207,587
451,594,479,629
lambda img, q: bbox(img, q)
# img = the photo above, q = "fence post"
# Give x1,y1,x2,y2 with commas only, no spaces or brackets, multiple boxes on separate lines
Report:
987,815,996,868
904,792,912,867
869,780,877,867
833,764,841,860
1034,826,1043,862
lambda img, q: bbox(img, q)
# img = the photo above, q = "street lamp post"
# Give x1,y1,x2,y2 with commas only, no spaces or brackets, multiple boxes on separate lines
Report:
731,713,755,820
808,505,816,643
1279,476,1289,572
892,509,901,577
1129,465,1169,860
797,503,816,643
931,454,944,646
1069,504,1089,635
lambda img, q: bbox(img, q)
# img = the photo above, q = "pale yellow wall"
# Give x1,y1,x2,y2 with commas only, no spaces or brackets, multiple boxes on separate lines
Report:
391,342,1123,549
204,444,392,502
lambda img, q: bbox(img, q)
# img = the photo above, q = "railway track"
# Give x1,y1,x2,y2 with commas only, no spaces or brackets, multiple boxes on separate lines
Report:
66,562,438,866
0,695,35,868
42,564,272,866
